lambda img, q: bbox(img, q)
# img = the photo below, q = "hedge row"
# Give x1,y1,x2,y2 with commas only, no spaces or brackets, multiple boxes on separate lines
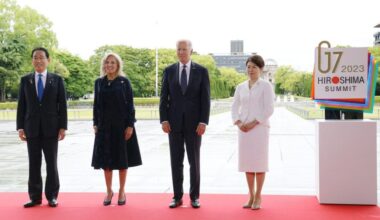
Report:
0,97,161,110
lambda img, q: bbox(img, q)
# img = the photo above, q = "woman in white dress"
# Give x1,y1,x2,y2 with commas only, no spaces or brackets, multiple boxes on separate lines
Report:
231,55,275,210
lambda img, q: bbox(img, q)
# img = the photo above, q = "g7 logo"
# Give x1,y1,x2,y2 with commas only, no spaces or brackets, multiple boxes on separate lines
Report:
317,41,343,74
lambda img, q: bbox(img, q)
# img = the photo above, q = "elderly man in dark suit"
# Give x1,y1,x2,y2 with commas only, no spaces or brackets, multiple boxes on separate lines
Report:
159,40,210,208
17,47,67,208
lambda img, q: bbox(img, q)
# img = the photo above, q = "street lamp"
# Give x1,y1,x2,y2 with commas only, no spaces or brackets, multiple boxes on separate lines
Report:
155,20,159,97
155,45,158,97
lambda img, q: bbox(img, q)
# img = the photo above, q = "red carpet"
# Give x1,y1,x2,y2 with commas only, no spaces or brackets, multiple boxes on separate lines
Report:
0,193,379,220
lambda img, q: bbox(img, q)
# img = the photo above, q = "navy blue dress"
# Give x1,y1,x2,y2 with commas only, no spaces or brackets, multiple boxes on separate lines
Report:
92,76,142,170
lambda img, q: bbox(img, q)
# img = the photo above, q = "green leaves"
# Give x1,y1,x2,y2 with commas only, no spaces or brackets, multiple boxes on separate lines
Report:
0,0,261,100
274,65,312,97
55,51,93,99
0,0,57,101
0,33,26,100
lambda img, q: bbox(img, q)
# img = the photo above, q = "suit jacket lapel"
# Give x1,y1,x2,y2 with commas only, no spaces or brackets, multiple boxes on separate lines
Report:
42,73,54,102
185,62,197,94
27,73,38,101
174,62,181,89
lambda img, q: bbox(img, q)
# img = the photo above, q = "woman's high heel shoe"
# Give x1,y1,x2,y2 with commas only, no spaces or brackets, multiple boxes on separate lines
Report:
118,193,126,206
103,192,113,206
242,198,254,208
251,198,261,210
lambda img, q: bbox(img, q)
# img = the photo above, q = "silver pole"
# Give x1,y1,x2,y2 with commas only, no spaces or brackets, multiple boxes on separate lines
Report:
155,46,158,97
155,20,159,97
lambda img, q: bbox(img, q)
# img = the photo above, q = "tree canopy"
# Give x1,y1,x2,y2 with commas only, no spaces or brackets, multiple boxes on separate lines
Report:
274,65,312,97
0,0,57,100
8,0,380,101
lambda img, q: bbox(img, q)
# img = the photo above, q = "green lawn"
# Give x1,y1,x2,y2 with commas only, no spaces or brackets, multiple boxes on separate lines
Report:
2,105,379,121
67,108,160,120
0,108,161,121
0,106,229,121
287,105,380,119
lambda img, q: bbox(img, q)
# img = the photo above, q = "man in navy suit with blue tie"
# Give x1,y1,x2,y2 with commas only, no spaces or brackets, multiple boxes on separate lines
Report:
17,47,67,208
160,40,210,208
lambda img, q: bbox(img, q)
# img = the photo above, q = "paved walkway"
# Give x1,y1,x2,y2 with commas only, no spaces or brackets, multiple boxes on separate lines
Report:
0,107,378,200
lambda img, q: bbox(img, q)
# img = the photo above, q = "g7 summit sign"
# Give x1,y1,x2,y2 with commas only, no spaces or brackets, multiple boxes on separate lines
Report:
314,41,368,99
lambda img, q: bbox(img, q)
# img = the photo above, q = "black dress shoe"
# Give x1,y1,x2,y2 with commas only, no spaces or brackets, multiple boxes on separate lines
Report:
24,200,42,208
169,199,183,208
191,199,200,208
48,198,58,207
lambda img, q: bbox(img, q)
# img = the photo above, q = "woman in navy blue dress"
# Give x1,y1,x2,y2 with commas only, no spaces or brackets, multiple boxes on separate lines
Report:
92,52,142,206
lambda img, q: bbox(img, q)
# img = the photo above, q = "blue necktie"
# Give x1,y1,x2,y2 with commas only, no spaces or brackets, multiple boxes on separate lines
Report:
37,74,44,101
180,65,187,94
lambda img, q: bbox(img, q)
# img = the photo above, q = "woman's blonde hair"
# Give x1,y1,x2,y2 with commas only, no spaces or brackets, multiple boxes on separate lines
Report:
99,52,125,77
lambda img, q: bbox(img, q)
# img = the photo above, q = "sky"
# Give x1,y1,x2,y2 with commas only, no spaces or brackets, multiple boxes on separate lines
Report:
16,0,380,71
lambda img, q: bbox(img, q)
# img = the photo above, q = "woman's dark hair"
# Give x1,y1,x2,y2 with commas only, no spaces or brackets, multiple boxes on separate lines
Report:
246,55,265,69
31,47,49,59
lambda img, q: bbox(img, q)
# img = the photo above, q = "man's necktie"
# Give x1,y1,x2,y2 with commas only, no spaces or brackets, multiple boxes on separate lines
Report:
180,65,187,94
37,74,44,101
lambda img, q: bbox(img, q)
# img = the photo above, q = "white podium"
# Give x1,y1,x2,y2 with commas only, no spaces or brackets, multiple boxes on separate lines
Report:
316,120,377,205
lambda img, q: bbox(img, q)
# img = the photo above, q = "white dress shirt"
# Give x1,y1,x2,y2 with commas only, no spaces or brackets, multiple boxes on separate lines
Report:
34,70,47,94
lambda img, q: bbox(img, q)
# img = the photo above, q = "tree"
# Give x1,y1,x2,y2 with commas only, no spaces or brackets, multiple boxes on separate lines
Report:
0,0,58,100
369,46,380,83
154,48,177,96
274,65,312,97
123,47,155,97
298,72,312,97
369,46,380,61
192,54,219,77
89,45,245,98
0,35,26,100
274,65,296,94
89,45,156,97
282,73,301,95
55,51,93,99
192,55,234,98
219,67,246,96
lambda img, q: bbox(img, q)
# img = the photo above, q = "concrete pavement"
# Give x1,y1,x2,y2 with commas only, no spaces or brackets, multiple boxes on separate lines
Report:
0,107,379,202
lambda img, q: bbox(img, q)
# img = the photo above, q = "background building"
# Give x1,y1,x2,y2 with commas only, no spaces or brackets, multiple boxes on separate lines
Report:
212,40,252,73
212,40,277,84
230,40,244,55
262,58,278,84
374,23,380,46
212,53,252,73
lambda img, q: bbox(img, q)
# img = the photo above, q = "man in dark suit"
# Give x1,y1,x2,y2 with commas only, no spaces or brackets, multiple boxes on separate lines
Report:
17,47,67,208
159,40,210,208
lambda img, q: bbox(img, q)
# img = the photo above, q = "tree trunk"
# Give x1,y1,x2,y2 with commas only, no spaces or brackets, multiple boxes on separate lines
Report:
0,80,5,102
